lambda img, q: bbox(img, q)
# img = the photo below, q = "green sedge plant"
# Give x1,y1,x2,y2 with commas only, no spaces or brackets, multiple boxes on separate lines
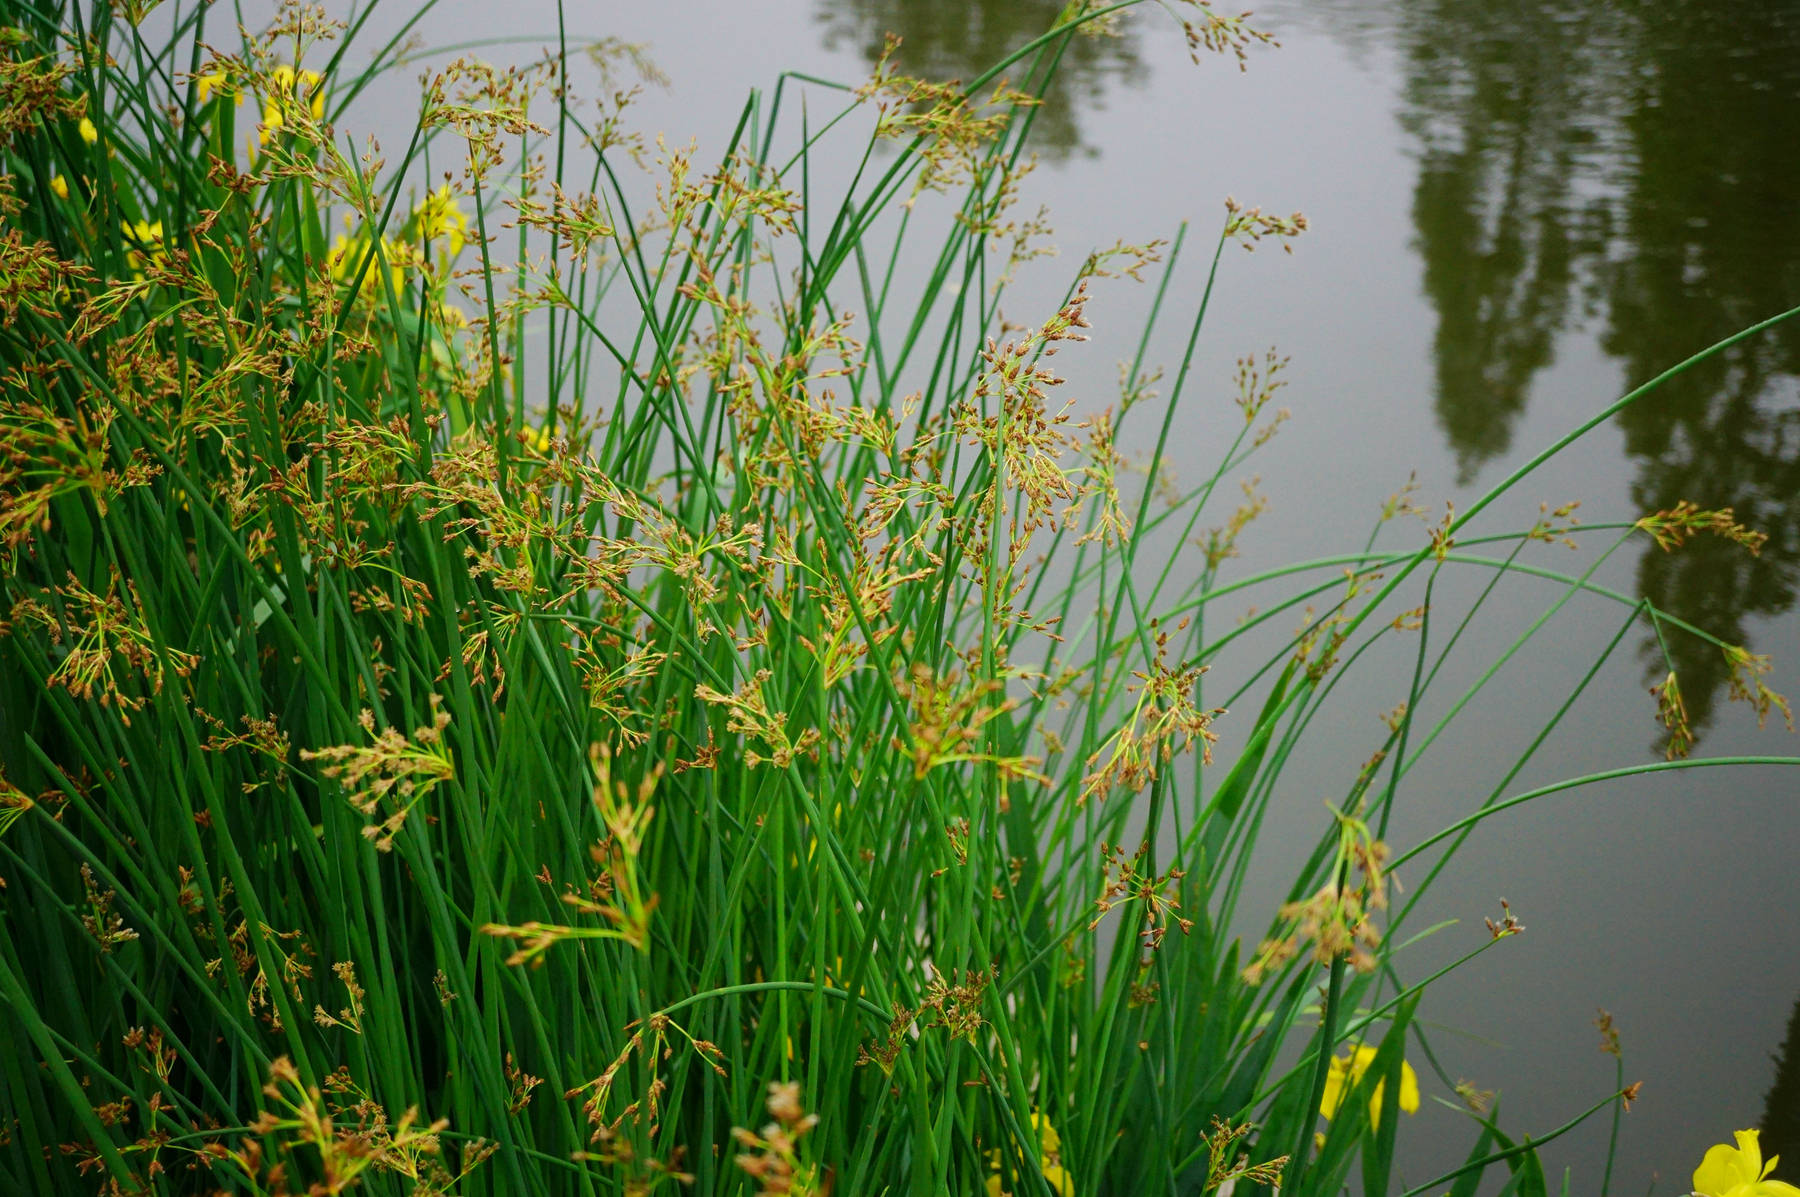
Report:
1,1,1796,1195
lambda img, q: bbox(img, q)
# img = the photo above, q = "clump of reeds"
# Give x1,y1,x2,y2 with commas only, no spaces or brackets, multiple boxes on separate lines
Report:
0,1,1794,1194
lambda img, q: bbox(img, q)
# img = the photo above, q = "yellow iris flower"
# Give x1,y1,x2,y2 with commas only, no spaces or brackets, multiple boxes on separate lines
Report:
259,66,324,144
327,226,409,297
270,66,326,118
50,174,69,200
1319,1044,1419,1127
986,1110,1071,1197
121,219,167,279
987,1162,1070,1197
415,185,471,260
78,116,98,144
1694,1129,1800,1197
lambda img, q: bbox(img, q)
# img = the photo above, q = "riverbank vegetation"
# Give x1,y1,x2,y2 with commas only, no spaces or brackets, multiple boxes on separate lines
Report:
1,1,1794,1194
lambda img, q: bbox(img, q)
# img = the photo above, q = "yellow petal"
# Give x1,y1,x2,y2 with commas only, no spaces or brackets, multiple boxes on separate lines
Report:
79,116,98,144
1754,1184,1800,1197
50,174,69,199
1398,1058,1421,1114
1041,1162,1072,1195
1697,1134,1763,1196
1322,1046,1381,1120
1032,1110,1061,1157
1739,1130,1766,1177
1319,1053,1353,1120
300,70,325,119
986,1175,1005,1197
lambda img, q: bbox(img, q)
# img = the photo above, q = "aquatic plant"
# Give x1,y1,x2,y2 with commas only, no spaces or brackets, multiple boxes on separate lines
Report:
0,1,1794,1194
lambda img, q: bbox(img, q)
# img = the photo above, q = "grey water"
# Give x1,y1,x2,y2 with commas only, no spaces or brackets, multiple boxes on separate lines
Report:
317,0,1800,1189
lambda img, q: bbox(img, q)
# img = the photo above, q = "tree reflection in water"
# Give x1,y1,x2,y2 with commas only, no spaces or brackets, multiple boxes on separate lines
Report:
814,0,1145,157
1393,0,1800,733
1763,991,1800,1181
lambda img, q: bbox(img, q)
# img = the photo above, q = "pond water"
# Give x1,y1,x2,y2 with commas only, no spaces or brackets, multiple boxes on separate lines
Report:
291,0,1800,1188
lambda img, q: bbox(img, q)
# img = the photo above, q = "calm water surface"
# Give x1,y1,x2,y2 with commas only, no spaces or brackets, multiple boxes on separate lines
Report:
320,0,1800,1188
